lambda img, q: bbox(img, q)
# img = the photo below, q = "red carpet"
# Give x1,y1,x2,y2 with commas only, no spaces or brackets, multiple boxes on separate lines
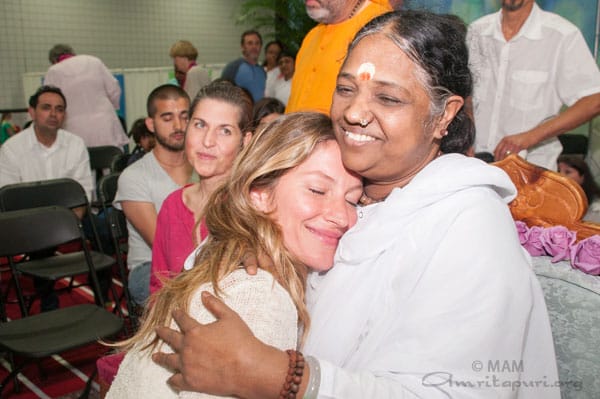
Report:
0,267,128,399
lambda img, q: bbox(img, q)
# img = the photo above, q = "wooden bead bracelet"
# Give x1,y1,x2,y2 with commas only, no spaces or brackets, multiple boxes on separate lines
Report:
278,349,305,399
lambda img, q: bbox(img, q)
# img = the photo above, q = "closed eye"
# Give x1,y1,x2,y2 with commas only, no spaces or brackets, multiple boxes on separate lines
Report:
377,95,402,105
346,199,359,208
335,84,354,96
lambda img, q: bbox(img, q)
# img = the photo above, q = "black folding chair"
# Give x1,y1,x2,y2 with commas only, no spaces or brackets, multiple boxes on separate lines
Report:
88,145,123,178
110,152,131,173
0,206,123,397
0,178,106,252
0,178,117,313
88,146,124,203
98,172,138,330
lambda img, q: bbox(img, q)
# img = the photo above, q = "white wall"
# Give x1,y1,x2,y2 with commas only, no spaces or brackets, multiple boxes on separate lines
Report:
0,0,262,112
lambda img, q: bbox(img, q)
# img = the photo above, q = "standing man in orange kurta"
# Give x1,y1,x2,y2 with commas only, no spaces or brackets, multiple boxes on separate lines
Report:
286,0,392,115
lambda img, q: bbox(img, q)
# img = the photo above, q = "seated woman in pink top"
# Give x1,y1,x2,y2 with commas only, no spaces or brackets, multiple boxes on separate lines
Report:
149,81,253,294
97,81,254,395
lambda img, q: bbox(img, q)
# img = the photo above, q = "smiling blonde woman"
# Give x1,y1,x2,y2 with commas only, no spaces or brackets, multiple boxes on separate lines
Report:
106,112,362,398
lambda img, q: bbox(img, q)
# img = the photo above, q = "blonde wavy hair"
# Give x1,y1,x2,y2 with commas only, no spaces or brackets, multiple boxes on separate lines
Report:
117,112,336,352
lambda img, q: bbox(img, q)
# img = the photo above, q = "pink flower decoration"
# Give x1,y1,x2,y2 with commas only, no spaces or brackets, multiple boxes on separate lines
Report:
515,221,529,245
514,221,600,275
570,235,600,275
522,226,546,256
540,226,577,262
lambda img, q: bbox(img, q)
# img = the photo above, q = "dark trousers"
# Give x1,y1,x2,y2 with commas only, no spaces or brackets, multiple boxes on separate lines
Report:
33,270,112,311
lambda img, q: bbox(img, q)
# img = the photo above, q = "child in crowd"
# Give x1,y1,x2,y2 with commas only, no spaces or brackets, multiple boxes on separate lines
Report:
251,97,285,133
127,118,156,166
558,154,600,222
0,112,20,144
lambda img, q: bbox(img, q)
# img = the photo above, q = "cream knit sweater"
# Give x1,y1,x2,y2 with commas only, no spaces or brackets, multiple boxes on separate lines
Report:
107,269,298,398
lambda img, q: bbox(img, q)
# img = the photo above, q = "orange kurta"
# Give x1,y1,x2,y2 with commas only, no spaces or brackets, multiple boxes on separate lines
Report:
286,0,392,115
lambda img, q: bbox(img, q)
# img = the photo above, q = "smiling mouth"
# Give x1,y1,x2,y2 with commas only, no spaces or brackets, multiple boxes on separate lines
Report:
307,227,343,246
345,130,376,143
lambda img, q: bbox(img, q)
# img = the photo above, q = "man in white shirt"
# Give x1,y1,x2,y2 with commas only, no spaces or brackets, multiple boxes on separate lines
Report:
0,85,93,201
467,0,600,169
0,85,95,311
113,84,194,306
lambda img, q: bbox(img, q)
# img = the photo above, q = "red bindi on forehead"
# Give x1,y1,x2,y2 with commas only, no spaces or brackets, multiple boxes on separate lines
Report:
357,62,375,81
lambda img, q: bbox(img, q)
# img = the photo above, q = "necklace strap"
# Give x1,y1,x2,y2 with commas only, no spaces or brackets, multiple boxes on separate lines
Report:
348,0,365,20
